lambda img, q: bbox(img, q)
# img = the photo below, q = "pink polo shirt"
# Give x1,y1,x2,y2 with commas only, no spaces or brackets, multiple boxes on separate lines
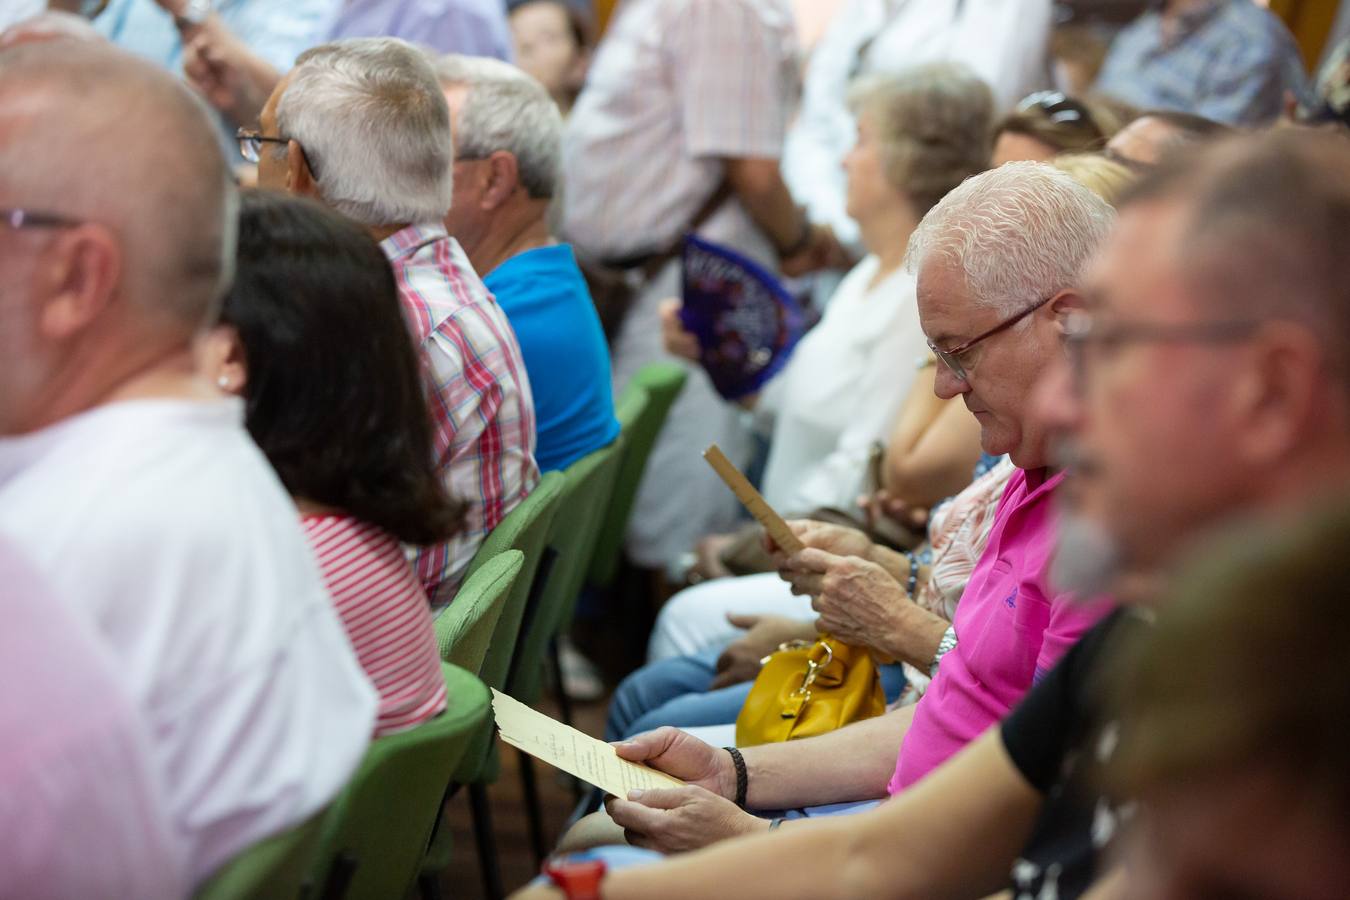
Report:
888,467,1111,793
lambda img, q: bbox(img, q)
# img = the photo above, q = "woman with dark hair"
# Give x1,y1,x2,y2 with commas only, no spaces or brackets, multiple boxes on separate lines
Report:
201,190,465,737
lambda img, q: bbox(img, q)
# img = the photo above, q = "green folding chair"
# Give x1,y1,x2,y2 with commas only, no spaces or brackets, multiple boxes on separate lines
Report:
422,475,565,900
192,809,327,900
417,550,523,898
307,663,490,900
586,362,688,590
503,437,626,863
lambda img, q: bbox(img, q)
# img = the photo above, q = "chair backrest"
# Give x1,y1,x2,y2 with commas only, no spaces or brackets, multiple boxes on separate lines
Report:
192,809,327,900
435,550,523,677
461,472,565,693
587,362,688,587
307,663,490,900
506,436,625,703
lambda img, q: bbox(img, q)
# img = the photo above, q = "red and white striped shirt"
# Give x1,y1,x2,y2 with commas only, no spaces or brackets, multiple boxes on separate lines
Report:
381,224,539,606
303,514,448,737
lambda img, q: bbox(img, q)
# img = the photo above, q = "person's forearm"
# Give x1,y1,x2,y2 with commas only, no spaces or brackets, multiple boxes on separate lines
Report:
741,706,914,809
723,157,807,254
866,544,911,582
875,598,949,670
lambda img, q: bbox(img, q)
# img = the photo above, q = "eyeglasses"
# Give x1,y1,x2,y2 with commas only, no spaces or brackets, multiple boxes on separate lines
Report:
236,128,290,164
1,208,81,231
1017,90,1096,128
1065,312,1263,391
928,293,1056,382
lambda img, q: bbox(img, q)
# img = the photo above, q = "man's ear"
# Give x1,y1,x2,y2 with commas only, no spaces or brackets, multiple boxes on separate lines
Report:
37,224,121,340
1048,289,1086,335
286,139,320,199
482,150,521,210
1230,323,1325,466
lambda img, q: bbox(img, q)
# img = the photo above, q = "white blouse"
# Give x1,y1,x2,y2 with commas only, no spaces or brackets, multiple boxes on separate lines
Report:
757,254,928,512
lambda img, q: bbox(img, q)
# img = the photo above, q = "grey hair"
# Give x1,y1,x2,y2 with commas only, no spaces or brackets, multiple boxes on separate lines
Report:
433,53,562,199
277,38,454,226
906,161,1116,315
847,62,994,216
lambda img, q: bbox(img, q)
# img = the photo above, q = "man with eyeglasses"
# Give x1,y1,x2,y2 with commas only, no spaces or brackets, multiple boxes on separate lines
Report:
512,130,1350,900
555,162,1115,861
0,41,376,887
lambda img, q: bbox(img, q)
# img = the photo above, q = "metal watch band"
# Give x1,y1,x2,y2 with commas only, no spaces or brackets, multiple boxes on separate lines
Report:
929,625,958,679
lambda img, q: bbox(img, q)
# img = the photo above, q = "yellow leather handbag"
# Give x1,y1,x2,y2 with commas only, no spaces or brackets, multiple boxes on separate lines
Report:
734,633,886,747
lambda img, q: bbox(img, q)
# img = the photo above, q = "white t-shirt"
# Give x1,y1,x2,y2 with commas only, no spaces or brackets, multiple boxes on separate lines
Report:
757,254,926,512
0,399,377,885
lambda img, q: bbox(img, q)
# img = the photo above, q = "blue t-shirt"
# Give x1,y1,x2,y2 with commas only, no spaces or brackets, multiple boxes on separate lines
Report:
485,244,619,472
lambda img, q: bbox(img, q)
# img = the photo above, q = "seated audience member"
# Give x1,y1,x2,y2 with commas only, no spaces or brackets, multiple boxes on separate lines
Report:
181,0,516,130
508,0,592,115
0,43,375,885
661,63,994,564
513,128,1350,900
560,0,844,574
1093,0,1308,127
782,0,1053,248
254,37,539,604
1103,109,1232,170
0,540,186,900
991,90,1117,166
203,191,460,737
1111,500,1350,900
562,163,1115,854
435,54,619,474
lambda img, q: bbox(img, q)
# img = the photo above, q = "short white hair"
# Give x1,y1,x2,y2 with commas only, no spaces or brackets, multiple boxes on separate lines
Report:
433,54,562,199
277,38,454,226
906,161,1116,315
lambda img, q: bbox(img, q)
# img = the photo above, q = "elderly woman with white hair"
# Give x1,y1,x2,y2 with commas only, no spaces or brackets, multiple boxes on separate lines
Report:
653,62,995,658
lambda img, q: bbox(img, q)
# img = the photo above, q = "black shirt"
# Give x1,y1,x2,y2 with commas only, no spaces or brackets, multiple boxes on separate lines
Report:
1000,607,1146,900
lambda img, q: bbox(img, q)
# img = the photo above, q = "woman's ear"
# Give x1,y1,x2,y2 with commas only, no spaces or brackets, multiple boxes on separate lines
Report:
199,324,249,396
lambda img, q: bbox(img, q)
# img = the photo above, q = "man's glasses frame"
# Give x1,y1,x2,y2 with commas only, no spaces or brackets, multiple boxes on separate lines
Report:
1065,314,1263,390
929,293,1056,382
1,208,80,231
236,129,322,179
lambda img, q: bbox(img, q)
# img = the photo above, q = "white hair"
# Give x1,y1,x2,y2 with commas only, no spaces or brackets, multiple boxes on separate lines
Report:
277,38,454,226
433,53,562,199
906,161,1116,315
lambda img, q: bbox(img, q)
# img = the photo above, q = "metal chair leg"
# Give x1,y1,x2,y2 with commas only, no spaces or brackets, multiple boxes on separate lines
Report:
549,638,585,800
517,750,549,867
468,783,505,900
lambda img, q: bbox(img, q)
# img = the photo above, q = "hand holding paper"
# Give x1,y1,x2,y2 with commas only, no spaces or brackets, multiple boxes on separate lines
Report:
491,689,684,798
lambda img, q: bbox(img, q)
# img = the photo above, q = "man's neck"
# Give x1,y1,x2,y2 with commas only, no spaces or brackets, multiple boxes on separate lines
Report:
367,222,413,244
20,342,210,435
465,203,554,278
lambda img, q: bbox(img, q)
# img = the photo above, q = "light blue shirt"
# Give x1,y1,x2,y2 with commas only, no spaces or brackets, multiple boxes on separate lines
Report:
94,0,339,73
329,0,512,60
1095,0,1309,126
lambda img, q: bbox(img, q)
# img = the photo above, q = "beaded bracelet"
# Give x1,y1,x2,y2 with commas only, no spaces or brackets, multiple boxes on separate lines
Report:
905,552,919,597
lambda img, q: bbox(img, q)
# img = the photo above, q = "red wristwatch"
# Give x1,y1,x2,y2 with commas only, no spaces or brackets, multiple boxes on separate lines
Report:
543,856,607,900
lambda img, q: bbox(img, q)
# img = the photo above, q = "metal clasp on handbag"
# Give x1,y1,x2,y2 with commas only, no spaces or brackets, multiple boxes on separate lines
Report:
781,640,833,719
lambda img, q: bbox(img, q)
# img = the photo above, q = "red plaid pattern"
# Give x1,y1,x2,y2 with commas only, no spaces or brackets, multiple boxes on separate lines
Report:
382,224,539,605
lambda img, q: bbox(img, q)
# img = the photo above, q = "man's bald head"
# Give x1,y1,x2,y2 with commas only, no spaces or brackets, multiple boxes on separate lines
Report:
0,41,236,329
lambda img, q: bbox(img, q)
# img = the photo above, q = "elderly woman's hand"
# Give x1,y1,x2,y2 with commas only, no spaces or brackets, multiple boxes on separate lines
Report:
659,298,700,362
605,785,766,854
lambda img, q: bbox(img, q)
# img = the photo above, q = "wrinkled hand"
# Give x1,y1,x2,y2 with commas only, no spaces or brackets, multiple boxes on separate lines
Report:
711,613,812,689
613,727,734,798
605,785,764,853
659,297,700,362
765,518,874,561
779,548,912,651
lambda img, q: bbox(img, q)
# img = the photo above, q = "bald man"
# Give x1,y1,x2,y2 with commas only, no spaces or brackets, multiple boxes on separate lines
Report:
0,43,376,886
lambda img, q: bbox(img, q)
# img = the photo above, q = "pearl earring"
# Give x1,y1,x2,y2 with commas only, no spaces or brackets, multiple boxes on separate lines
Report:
217,375,230,390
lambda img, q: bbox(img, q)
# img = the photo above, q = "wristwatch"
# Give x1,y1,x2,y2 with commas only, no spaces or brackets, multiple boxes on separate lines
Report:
175,0,212,28
543,856,607,900
929,625,958,679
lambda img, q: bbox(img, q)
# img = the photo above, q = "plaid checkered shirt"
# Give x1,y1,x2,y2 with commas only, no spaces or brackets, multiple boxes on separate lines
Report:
381,224,539,606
